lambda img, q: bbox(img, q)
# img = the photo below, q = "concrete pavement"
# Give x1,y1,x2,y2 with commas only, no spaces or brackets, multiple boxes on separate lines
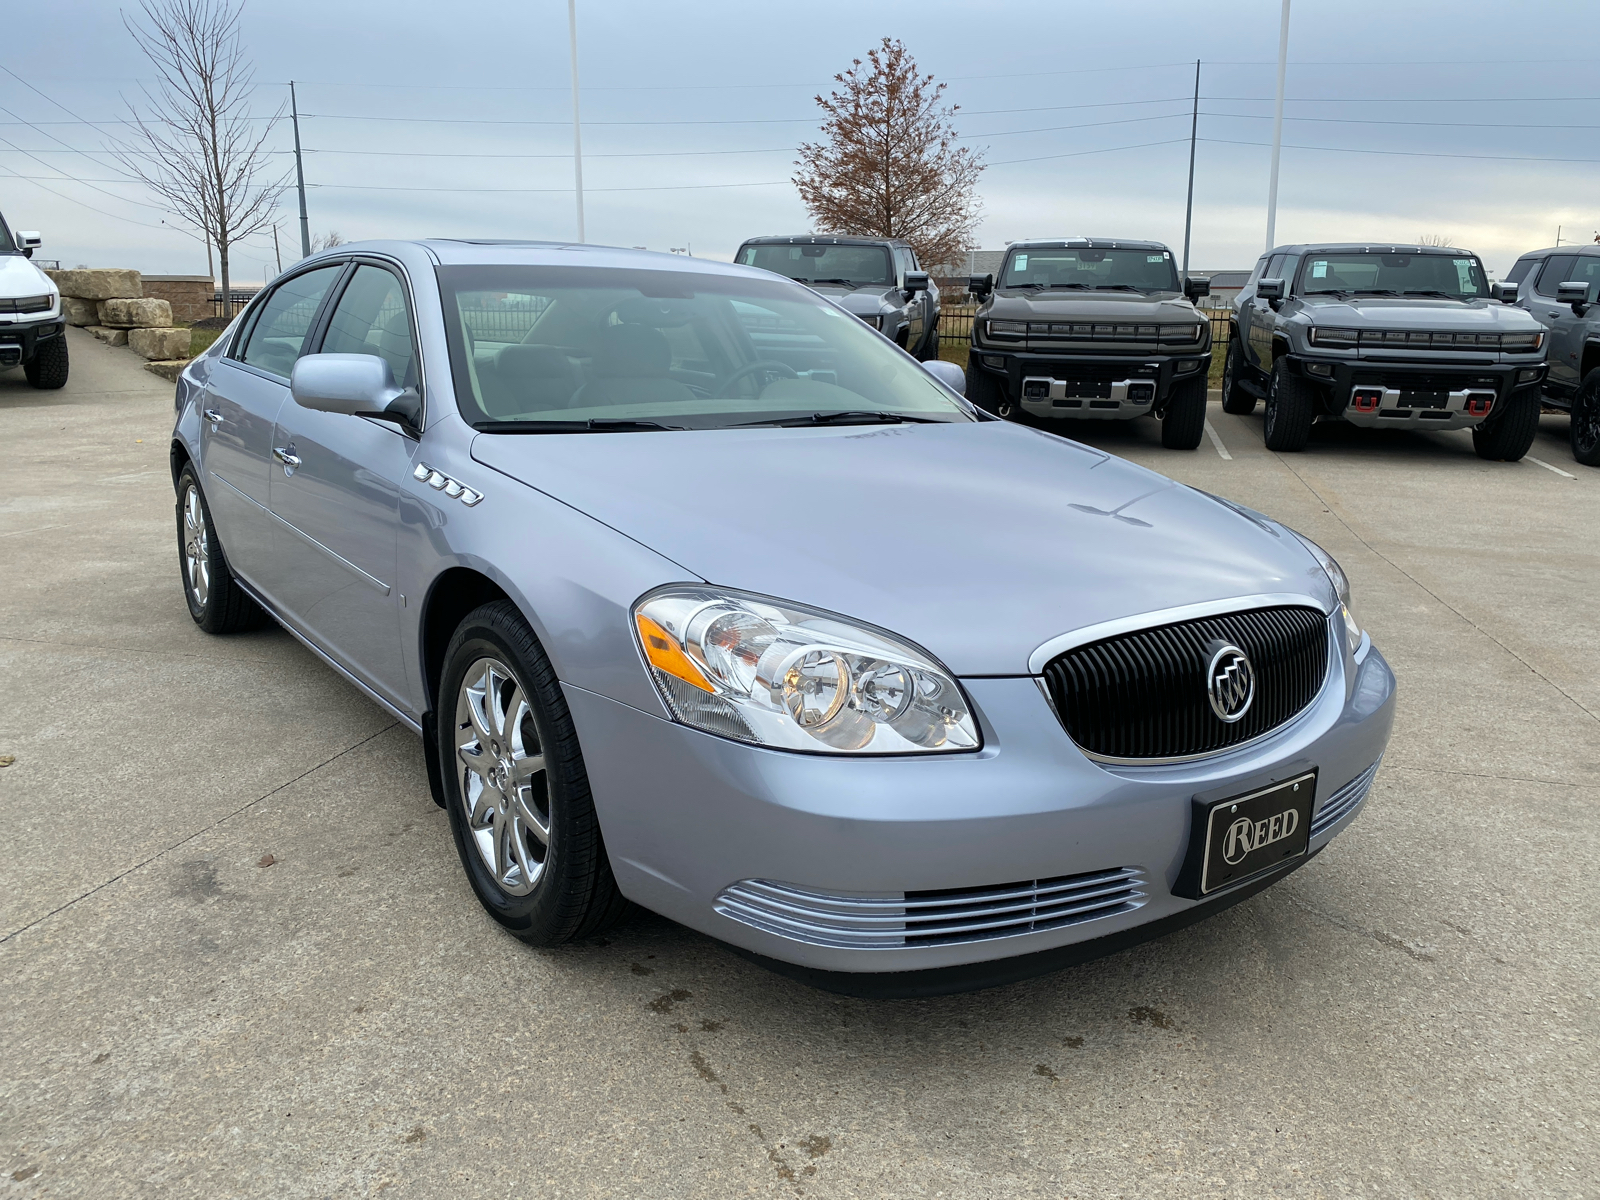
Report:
2,328,1596,1198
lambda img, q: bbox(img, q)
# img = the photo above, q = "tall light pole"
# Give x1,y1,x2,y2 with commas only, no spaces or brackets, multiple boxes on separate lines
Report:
1264,0,1290,252
290,81,311,258
567,0,586,243
1181,60,1200,283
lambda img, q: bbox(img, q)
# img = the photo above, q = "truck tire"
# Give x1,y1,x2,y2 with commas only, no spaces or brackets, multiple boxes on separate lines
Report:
24,334,69,389
1262,359,1313,452
1569,370,1600,467
1160,374,1207,449
965,359,1008,416
1472,386,1540,462
1221,336,1256,415
916,315,941,361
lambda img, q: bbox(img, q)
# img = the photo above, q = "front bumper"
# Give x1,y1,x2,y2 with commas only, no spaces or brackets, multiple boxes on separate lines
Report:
972,348,1210,421
1291,353,1545,430
567,632,1396,979
0,315,64,368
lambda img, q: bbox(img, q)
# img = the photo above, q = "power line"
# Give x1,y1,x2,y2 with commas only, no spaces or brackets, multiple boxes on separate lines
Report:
0,164,186,233
1201,111,1600,131
987,138,1192,167
308,180,789,194
1200,136,1600,164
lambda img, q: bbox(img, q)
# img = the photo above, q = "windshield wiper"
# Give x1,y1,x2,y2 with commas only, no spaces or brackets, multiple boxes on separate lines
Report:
1399,289,1457,298
1040,282,1091,290
1093,284,1145,292
808,277,862,287
472,418,683,433
733,410,951,428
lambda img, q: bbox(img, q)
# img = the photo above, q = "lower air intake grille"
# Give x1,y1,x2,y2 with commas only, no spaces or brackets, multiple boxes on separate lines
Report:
715,867,1146,950
1043,605,1331,761
1312,756,1382,836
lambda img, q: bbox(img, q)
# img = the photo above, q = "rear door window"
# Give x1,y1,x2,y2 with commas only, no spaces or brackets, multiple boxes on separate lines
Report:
1535,255,1577,297
1504,257,1538,286
235,265,345,378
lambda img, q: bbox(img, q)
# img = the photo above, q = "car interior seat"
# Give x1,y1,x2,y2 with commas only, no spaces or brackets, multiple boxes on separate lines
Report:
481,344,580,416
570,322,698,408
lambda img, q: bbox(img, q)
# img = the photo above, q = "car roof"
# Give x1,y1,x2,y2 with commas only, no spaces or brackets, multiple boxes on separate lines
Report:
291,239,781,282
737,234,908,248
1005,238,1171,252
1512,245,1600,258
1268,243,1477,256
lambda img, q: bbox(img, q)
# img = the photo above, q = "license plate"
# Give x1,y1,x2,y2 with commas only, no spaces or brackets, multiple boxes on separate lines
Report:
1400,390,1448,409
1199,772,1316,895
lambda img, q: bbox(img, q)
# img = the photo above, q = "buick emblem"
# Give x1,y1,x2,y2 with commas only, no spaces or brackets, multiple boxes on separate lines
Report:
1206,645,1256,723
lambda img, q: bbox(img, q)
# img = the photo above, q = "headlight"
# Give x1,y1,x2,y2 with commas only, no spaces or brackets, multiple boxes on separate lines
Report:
633,587,981,754
1499,331,1543,351
1309,327,1359,347
986,319,1027,339
857,314,883,330
1159,323,1204,344
1289,530,1362,653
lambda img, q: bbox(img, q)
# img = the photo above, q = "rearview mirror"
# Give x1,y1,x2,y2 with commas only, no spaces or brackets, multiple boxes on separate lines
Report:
14,230,41,258
968,273,993,298
921,358,966,396
1184,275,1211,300
904,270,930,295
1256,278,1285,303
1491,280,1521,303
291,353,420,432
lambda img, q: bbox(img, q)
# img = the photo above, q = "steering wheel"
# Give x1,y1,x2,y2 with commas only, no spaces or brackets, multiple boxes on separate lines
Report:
714,359,798,399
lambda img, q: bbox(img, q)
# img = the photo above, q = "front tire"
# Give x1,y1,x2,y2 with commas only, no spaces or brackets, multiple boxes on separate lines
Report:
1160,374,1207,449
1568,370,1600,467
915,316,941,361
439,600,629,945
1221,336,1256,415
24,335,69,389
1472,386,1540,462
965,357,1007,416
1262,359,1314,452
175,464,267,634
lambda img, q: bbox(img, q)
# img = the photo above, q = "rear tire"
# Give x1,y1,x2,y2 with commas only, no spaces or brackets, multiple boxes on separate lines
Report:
1568,370,1600,467
1472,386,1540,462
24,335,69,389
1160,375,1207,449
175,464,268,634
439,600,630,946
915,316,941,361
1262,359,1314,452
1220,336,1256,415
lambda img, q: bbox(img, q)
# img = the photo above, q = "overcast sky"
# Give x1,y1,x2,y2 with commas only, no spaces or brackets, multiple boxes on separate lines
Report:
6,0,1597,282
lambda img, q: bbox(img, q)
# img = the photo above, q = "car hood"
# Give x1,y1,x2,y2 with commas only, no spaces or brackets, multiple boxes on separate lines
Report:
804,283,901,315
0,255,57,300
471,422,1331,676
985,289,1196,321
1294,294,1543,330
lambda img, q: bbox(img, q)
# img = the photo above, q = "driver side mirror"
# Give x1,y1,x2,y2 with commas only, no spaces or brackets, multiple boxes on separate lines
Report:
291,353,420,433
1184,275,1211,301
1256,278,1285,304
903,270,930,296
1556,280,1594,314
14,230,41,259
1491,280,1521,303
920,358,965,396
968,273,993,299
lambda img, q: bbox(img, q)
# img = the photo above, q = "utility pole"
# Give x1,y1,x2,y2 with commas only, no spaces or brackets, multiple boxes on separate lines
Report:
1181,60,1200,283
1555,224,1563,246
290,81,311,258
567,0,586,243
1264,0,1290,252
272,223,283,275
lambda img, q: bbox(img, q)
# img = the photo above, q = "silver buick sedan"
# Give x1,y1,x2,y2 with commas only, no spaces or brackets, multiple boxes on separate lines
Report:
170,240,1395,996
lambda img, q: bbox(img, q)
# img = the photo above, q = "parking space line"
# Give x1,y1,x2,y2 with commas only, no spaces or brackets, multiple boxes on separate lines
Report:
1527,456,1577,479
1204,420,1232,460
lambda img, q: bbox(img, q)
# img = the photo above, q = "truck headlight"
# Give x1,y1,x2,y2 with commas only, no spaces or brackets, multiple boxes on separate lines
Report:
986,320,1027,339
1309,327,1359,347
634,587,981,754
1289,530,1362,653
1159,323,1204,344
1499,332,1544,351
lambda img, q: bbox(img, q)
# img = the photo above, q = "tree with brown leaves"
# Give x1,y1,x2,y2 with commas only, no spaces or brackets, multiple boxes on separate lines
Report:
794,39,984,270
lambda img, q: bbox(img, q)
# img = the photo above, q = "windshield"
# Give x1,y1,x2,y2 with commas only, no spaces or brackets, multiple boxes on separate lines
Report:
1000,247,1178,292
1297,252,1488,298
437,265,972,430
735,243,893,287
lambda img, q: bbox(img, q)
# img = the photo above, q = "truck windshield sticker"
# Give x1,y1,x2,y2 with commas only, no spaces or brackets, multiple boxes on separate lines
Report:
1148,255,1164,263
1312,261,1328,278
1014,255,1027,271
1454,259,1476,292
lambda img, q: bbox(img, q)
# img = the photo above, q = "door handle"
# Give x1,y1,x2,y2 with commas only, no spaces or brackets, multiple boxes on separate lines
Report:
203,408,222,424
272,446,302,468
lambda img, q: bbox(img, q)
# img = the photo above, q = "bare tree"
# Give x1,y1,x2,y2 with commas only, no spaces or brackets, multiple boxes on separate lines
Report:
794,39,984,269
310,230,348,252
1417,233,1458,248
113,0,287,317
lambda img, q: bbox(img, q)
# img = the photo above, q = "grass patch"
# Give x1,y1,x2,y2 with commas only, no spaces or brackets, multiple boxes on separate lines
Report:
185,326,222,358
938,340,969,371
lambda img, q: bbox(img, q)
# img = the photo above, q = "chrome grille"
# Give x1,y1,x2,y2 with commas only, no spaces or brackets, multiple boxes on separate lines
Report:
1043,605,1331,761
715,867,1146,950
1312,756,1382,836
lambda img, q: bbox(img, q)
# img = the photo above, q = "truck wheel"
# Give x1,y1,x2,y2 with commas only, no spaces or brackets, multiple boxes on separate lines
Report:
23,335,69,389
965,359,1007,416
1160,375,1207,449
1262,360,1313,452
1569,370,1600,467
916,317,941,361
1472,386,1540,462
1221,336,1255,415
175,464,268,634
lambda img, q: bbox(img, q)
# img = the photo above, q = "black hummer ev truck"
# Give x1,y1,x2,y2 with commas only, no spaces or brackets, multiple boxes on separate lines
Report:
1221,243,1549,460
963,239,1213,449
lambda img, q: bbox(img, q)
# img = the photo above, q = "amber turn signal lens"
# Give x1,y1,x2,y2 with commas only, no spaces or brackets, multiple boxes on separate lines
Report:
635,613,714,693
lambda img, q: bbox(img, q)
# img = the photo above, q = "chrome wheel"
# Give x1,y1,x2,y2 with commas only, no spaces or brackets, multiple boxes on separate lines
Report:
455,656,550,896
182,483,210,610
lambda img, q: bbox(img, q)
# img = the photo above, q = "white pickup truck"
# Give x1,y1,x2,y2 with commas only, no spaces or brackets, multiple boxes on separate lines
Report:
0,211,67,388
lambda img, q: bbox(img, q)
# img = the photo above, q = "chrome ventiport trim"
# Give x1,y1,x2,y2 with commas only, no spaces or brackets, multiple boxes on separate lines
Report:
413,462,485,506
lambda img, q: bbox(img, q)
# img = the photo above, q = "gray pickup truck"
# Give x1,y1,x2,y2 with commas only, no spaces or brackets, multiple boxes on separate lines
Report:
963,238,1213,449
0,211,67,388
1501,244,1600,467
734,234,941,360
1222,243,1548,460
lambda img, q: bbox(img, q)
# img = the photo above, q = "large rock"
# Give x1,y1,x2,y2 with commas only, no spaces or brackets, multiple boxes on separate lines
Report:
88,325,130,347
98,297,173,328
128,326,191,360
45,268,142,301
61,296,101,326
143,359,192,382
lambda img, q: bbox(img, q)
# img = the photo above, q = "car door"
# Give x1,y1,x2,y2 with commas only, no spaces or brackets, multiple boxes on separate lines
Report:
263,260,420,708
894,246,924,350
198,264,346,588
1246,253,1286,370
1532,255,1581,390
